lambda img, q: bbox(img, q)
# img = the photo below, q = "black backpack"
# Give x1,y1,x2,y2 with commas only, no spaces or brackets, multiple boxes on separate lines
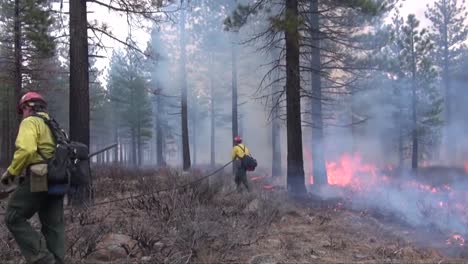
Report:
238,145,257,171
33,114,92,204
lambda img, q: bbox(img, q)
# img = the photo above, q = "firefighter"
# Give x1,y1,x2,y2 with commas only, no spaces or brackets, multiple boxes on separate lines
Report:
231,136,250,192
1,92,64,264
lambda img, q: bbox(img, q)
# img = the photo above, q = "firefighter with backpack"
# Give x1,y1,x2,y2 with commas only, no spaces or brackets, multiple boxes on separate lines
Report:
231,136,257,192
1,92,65,264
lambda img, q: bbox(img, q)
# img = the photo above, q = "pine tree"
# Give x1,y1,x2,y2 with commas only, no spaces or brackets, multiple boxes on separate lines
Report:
399,14,441,169
108,48,153,167
425,0,468,162
0,0,56,166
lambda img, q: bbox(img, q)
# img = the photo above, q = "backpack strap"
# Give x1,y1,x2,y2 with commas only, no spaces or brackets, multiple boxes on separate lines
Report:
31,113,69,144
31,113,67,162
237,144,247,157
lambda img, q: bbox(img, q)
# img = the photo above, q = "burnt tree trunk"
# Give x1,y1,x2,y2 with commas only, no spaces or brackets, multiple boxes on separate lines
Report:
309,0,328,186
180,5,191,170
69,0,90,147
285,0,306,194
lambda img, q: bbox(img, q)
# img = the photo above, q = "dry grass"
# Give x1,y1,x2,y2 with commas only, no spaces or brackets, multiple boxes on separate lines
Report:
1,165,468,263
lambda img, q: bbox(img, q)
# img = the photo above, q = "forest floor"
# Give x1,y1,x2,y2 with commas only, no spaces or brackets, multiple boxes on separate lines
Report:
1,165,468,263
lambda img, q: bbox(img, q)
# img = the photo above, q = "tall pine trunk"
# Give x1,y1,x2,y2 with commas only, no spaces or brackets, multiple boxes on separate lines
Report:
231,34,238,139
210,53,216,167
69,0,90,147
113,128,119,163
180,5,191,170
310,0,327,185
410,34,418,170
192,100,197,166
231,32,239,174
131,127,137,166
442,17,453,162
156,95,164,166
8,0,22,165
119,141,124,164
396,84,405,168
271,66,282,178
137,120,142,166
1,83,12,167
285,0,306,194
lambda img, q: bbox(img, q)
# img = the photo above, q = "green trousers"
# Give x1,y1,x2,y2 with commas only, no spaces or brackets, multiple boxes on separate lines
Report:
4,176,64,264
234,160,249,192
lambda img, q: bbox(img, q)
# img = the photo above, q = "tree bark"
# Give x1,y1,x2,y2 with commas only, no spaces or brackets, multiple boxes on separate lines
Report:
69,0,90,147
9,0,22,165
271,66,282,178
231,34,239,139
285,0,307,194
156,94,164,166
232,32,239,174
119,141,124,164
397,84,405,168
137,117,142,166
210,53,216,167
192,99,197,166
131,127,137,166
441,5,454,162
1,85,12,167
410,31,418,170
180,5,191,170
310,0,328,186
113,128,119,163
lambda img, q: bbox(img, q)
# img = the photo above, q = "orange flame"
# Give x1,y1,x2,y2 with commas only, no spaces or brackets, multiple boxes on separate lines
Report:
305,151,380,187
326,153,379,187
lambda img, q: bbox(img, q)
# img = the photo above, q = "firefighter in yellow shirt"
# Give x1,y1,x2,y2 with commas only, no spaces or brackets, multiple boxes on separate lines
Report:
1,92,64,264
231,136,250,192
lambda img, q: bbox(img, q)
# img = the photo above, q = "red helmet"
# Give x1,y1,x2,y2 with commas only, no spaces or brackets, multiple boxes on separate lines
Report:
234,136,242,143
18,91,47,114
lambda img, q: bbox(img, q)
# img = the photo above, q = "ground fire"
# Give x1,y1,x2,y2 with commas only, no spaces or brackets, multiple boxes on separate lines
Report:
305,149,468,249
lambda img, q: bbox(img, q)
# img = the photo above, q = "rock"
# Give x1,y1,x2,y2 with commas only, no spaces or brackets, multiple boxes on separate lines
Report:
88,233,137,262
249,254,277,264
266,239,281,248
354,253,368,260
141,256,152,262
245,199,260,213
153,241,165,251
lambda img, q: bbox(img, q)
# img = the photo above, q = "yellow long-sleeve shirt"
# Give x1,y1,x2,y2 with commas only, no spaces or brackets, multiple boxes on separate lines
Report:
231,143,250,160
7,112,55,176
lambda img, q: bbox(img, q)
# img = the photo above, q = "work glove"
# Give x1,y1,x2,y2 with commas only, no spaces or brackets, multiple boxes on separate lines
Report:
1,171,15,186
